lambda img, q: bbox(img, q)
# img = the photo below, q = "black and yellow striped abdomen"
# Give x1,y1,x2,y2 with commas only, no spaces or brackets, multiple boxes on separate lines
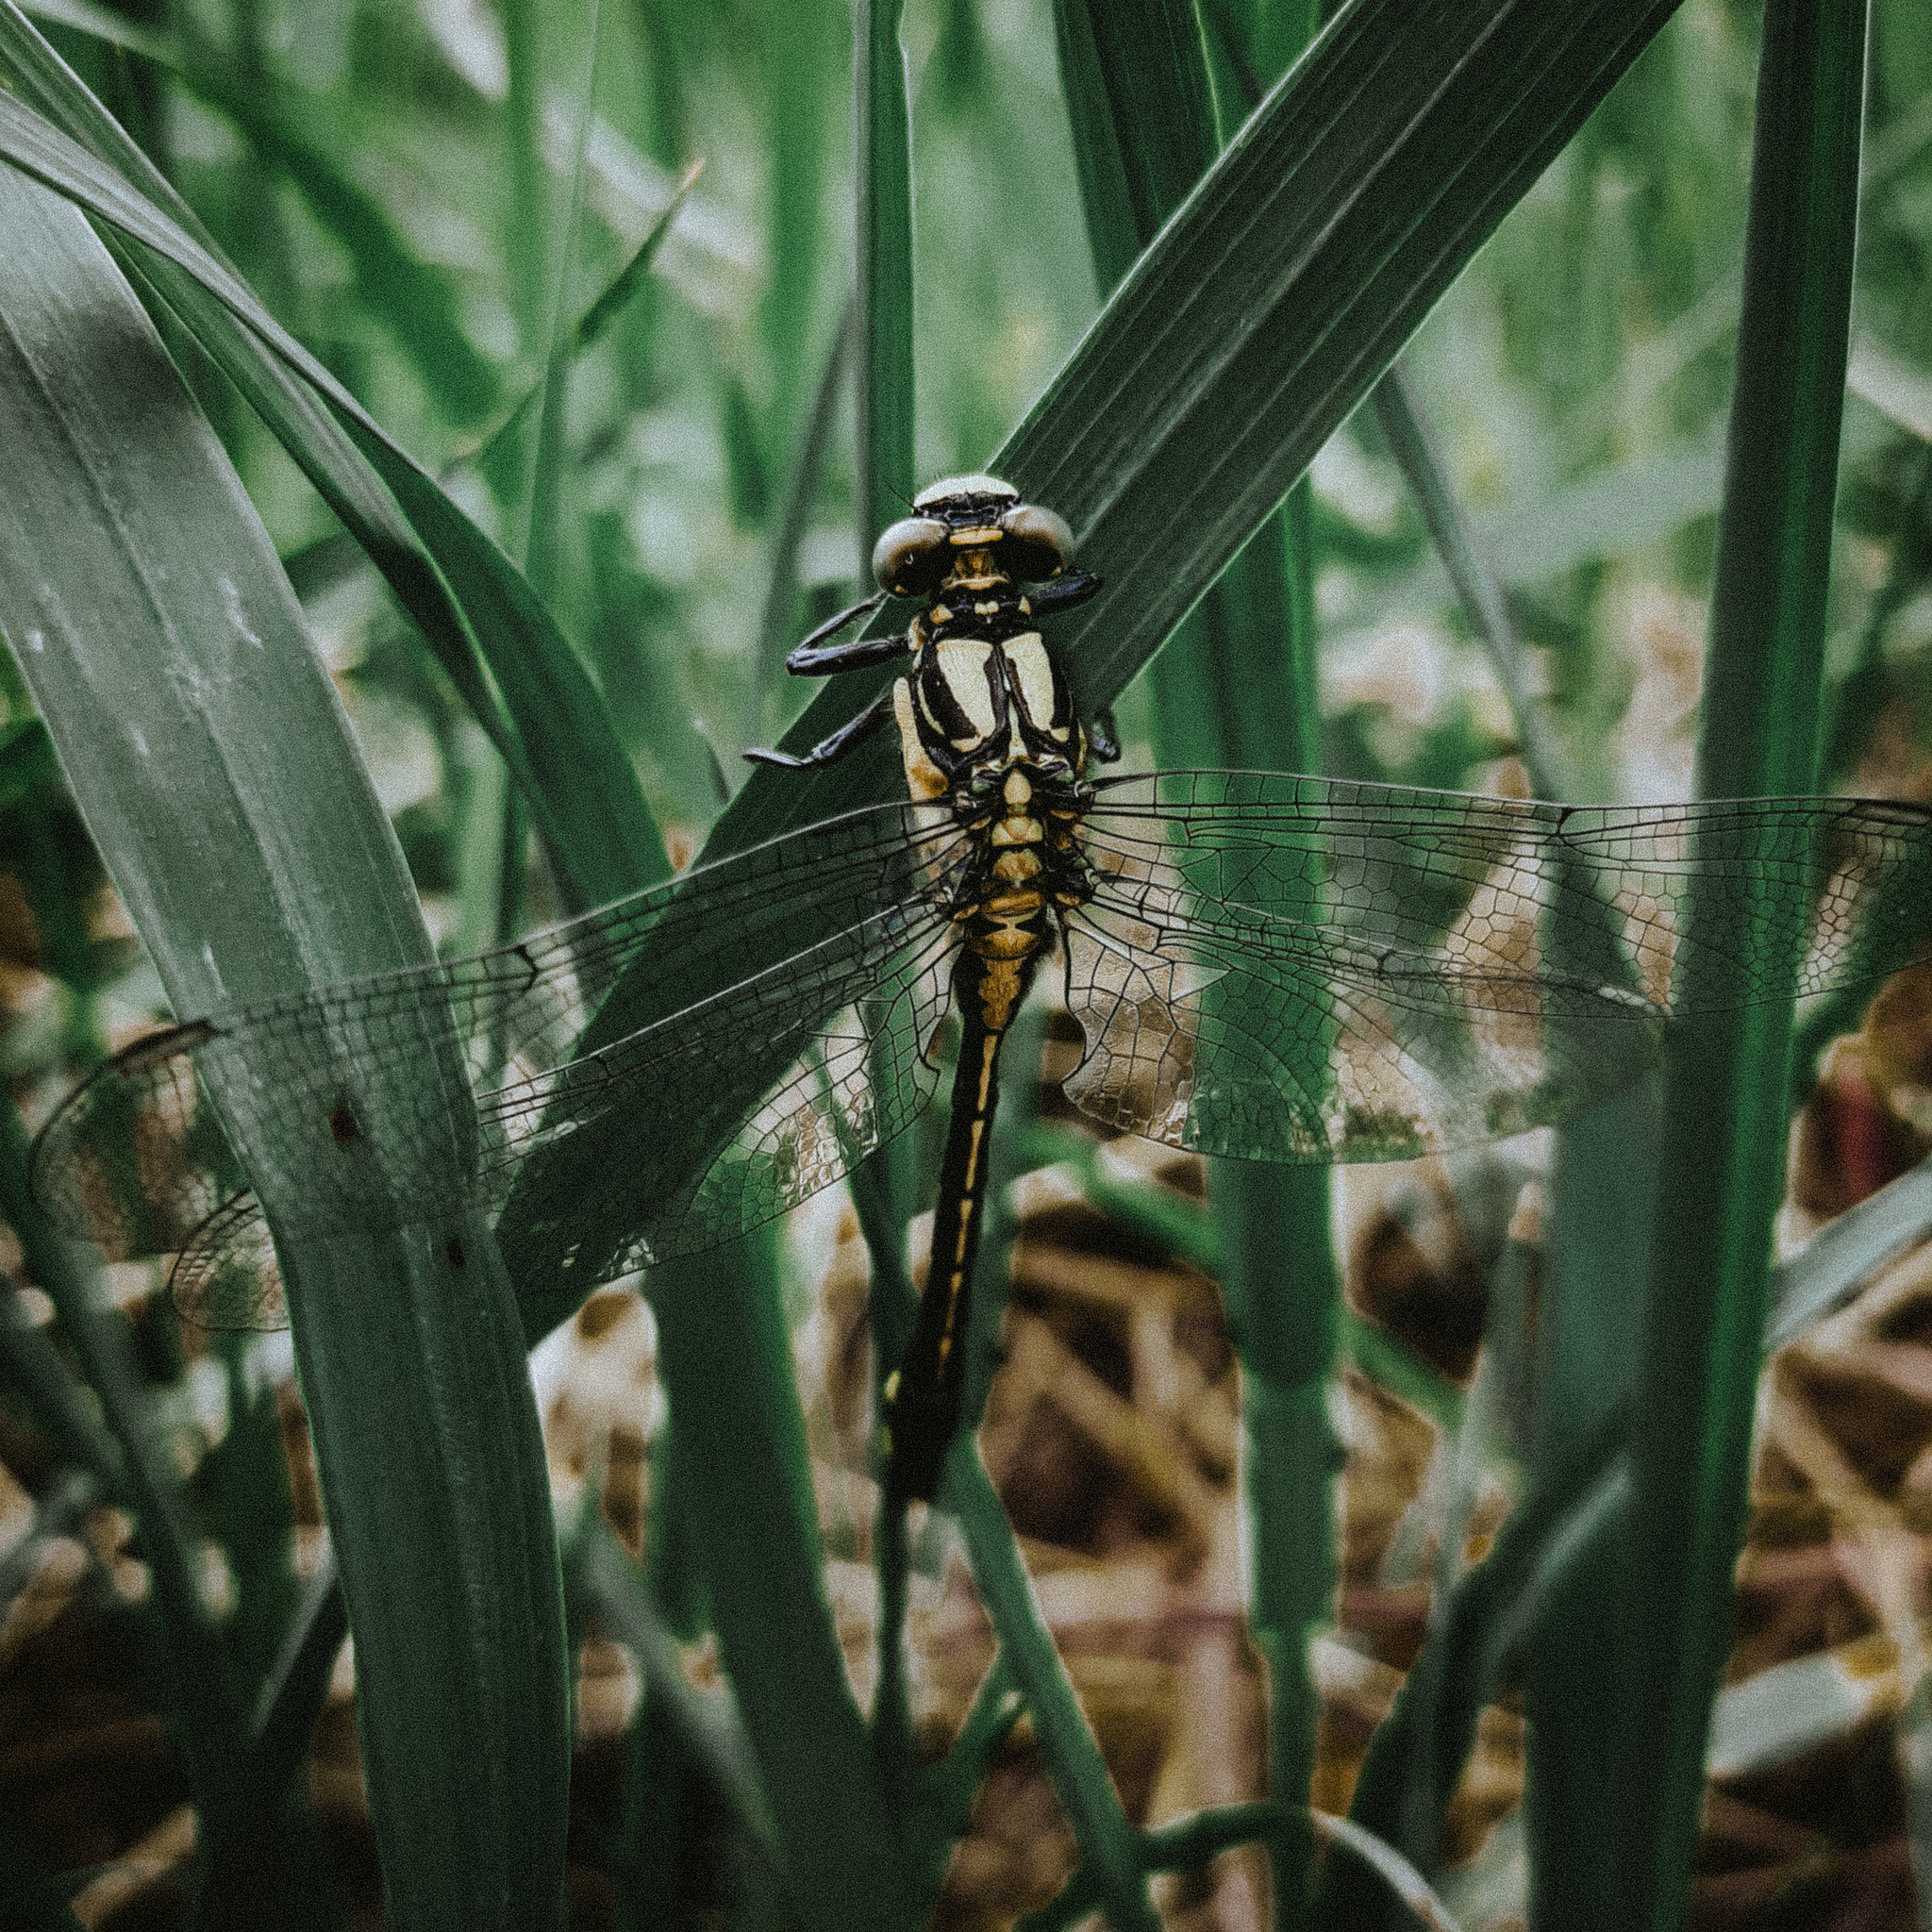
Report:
880,763,1071,1501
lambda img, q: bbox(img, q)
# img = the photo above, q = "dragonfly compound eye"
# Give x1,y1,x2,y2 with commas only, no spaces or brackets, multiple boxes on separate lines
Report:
996,502,1075,581
872,516,951,598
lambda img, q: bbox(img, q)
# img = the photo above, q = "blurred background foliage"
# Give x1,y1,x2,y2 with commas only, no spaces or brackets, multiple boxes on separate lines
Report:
2,0,1932,1927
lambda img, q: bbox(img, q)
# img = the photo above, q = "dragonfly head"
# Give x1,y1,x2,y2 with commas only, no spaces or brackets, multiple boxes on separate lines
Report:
872,475,1077,604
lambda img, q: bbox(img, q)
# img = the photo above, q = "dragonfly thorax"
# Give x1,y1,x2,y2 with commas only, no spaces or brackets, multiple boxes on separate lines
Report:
881,481,1089,799
901,648,1094,1033
893,629,1088,801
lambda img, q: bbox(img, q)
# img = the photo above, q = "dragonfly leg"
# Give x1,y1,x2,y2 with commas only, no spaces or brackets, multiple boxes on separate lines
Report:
743,684,895,770
1027,568,1102,618
785,601,910,676
1085,706,1122,763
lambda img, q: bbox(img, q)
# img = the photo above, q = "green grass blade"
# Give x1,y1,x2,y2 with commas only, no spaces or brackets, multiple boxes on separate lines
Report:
1214,1161,1340,1926
520,6,601,605
456,146,675,541
762,0,844,463
502,0,550,348
1612,3,1869,1925
1187,20,1557,803
848,0,917,1840
946,1446,1163,1932
199,1330,300,1690
1319,1407,1627,1927
1525,1141,1926,1924
1694,23,1868,805
21,0,174,62
565,1516,779,1869
575,159,699,352
1006,0,1684,710
614,1689,692,1930
0,169,570,1929
181,71,499,425
756,295,853,666
1051,0,1215,287
856,0,913,540
1518,1085,1656,1928
1166,509,1341,1931
847,1160,913,1823
247,1561,350,1792
648,1245,920,1932
912,1651,1024,1900
1050,0,1142,291
1368,368,1570,797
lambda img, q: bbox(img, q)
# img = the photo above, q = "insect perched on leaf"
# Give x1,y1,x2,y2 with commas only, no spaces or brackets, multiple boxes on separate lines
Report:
32,475,1932,1502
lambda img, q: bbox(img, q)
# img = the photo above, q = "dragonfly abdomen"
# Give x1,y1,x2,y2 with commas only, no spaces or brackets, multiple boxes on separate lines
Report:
961,771,1058,1025
882,965,1011,1502
884,758,1078,1500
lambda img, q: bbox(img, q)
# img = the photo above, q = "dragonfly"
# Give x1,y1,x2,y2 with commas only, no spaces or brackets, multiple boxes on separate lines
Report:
29,473,1932,1502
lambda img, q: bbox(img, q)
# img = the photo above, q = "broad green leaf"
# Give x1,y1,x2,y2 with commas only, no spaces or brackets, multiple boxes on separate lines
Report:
0,166,570,1930
1613,3,1868,1924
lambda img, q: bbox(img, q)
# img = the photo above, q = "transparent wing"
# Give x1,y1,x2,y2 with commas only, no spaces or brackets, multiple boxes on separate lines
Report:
1064,773,1932,1163
33,801,970,1327
171,905,959,1328
484,904,958,1309
170,1193,281,1330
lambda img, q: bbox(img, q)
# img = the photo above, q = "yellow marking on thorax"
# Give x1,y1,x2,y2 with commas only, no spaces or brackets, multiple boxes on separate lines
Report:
1001,634,1057,730
934,638,997,746
892,678,947,800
